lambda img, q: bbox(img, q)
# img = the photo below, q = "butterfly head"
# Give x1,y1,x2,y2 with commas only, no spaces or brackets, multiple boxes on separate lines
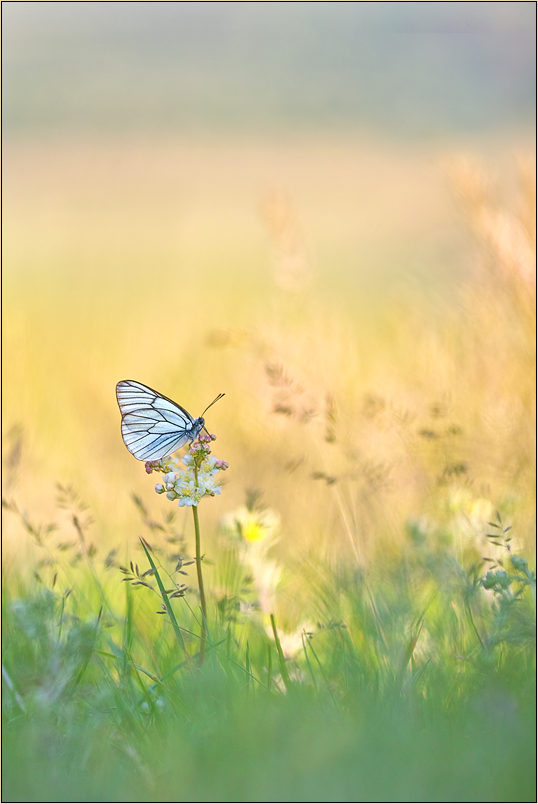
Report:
189,417,205,441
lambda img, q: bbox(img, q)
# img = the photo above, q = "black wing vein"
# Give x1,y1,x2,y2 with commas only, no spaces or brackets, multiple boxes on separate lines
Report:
116,380,196,461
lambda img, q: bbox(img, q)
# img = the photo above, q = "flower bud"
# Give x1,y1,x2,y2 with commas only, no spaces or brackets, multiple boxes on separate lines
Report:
496,570,511,589
510,555,528,572
482,571,497,590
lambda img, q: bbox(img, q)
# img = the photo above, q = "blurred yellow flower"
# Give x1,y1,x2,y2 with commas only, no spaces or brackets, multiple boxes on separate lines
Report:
221,506,280,545
221,503,282,615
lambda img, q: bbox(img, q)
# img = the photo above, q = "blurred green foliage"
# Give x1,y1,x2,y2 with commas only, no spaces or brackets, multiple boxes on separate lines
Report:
2,491,536,802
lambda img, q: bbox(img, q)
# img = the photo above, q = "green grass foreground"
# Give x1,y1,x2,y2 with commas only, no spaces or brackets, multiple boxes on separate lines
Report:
2,510,535,803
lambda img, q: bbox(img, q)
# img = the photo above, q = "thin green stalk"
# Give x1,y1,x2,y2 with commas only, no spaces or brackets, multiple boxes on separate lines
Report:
245,640,251,690
270,613,291,691
465,599,486,650
192,503,207,665
305,635,337,708
302,630,319,695
267,643,273,692
139,538,187,653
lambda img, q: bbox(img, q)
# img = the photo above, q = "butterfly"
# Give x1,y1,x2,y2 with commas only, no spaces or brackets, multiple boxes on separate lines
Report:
116,380,224,462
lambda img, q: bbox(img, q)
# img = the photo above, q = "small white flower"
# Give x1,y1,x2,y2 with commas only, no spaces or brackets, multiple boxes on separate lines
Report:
155,483,164,493
200,455,219,475
178,498,196,507
203,475,221,495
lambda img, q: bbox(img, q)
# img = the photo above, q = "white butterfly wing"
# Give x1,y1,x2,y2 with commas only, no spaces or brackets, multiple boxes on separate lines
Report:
116,380,197,461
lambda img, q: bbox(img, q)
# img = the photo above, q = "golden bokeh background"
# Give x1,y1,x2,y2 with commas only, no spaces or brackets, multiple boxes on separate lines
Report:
3,4,535,572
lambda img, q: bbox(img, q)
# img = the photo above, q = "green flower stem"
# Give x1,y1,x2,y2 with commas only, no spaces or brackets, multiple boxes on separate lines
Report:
192,466,208,665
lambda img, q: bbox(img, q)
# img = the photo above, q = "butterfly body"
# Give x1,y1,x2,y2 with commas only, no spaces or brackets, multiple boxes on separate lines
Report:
116,380,223,461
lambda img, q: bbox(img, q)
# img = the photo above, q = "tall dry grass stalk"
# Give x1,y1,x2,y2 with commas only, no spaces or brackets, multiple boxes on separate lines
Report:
239,158,537,567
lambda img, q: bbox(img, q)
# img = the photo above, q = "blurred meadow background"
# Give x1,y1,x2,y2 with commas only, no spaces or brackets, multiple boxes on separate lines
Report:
2,3,536,802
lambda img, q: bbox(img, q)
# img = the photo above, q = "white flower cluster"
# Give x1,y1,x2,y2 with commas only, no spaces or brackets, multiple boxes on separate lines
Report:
146,434,228,507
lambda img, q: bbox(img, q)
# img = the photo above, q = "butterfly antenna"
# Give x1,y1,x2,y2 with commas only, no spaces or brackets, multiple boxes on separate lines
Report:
201,393,225,417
